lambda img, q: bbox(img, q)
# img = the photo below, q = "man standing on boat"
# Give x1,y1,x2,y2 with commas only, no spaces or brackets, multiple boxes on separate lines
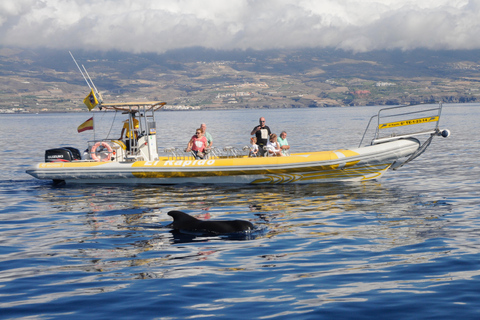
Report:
120,112,139,151
201,123,213,148
251,117,271,156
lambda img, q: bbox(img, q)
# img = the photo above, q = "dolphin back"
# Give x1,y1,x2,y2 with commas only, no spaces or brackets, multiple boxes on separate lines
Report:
167,210,200,229
167,210,253,235
198,219,253,234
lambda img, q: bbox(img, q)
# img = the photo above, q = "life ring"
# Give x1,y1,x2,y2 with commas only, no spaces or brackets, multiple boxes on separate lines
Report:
91,142,113,161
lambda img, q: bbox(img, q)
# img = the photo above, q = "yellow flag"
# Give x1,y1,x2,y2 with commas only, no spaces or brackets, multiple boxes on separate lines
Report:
83,89,98,111
77,117,94,133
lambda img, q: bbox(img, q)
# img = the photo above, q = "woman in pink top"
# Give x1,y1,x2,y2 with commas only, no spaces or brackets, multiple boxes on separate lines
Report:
186,128,208,159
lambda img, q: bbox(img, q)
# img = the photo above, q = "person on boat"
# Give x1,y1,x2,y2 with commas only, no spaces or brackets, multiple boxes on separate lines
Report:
120,112,139,151
266,133,283,157
249,137,259,157
251,117,271,156
186,128,208,159
200,123,213,148
277,131,290,156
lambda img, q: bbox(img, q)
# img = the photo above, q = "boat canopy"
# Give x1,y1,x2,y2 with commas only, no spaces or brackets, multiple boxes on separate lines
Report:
100,101,166,112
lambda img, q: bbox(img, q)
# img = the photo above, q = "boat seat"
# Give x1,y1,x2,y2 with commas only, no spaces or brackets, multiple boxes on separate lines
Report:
243,146,256,157
210,147,223,158
223,146,243,158
164,147,186,160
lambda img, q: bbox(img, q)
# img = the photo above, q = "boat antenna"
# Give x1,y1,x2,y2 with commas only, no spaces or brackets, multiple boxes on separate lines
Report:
69,51,102,104
69,51,91,89
70,51,100,139
82,64,103,103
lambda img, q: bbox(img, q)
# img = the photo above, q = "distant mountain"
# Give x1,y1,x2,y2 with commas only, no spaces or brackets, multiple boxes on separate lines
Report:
1,47,480,112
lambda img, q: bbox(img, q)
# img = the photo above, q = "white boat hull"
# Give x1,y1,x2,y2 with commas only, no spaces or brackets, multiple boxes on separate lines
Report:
26,139,420,185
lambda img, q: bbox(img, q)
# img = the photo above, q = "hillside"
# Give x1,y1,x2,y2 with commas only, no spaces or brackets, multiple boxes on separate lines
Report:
1,47,480,112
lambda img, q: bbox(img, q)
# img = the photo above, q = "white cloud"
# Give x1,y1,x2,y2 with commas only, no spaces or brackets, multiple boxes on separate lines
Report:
0,0,478,53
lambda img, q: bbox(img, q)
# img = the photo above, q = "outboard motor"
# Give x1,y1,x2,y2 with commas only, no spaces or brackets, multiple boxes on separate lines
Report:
45,147,82,162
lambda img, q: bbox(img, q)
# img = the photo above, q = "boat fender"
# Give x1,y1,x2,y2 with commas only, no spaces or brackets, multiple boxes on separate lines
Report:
91,142,113,162
440,129,450,138
112,140,126,150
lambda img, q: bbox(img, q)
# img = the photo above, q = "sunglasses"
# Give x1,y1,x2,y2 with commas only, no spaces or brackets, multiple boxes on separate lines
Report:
195,132,201,134
260,121,265,123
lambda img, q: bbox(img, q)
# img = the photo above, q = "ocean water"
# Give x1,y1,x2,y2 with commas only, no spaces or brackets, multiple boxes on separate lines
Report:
1,105,479,319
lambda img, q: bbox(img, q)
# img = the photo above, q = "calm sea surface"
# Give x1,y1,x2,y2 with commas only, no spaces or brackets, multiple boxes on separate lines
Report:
1,105,479,319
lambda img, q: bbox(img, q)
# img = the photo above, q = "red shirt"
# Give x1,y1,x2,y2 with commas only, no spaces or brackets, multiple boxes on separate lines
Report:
190,135,207,152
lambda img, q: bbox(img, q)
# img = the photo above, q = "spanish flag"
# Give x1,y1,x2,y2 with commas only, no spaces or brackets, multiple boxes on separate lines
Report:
83,89,98,111
77,117,94,133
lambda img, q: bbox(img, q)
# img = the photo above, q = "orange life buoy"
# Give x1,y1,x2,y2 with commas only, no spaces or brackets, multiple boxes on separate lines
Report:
90,142,113,161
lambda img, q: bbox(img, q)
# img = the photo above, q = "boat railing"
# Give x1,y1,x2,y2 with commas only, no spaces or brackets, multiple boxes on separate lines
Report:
209,147,223,158
163,147,189,160
86,138,148,162
359,103,444,147
162,146,249,160
223,146,244,158
86,139,120,162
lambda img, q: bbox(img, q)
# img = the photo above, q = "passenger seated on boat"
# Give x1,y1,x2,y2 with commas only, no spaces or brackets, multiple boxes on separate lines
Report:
249,137,259,157
266,133,283,157
186,128,208,159
277,131,290,156
120,112,139,151
201,123,213,148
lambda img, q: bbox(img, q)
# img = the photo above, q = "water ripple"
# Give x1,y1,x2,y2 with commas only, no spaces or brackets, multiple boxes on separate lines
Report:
1,106,480,319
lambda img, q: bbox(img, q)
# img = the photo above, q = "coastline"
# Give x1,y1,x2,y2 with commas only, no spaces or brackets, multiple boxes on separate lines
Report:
1,101,479,115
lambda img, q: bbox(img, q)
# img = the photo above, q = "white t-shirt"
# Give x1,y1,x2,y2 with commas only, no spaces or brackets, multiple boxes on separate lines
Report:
266,141,280,153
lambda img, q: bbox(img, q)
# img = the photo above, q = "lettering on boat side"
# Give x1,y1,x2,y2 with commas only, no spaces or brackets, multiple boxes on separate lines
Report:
379,116,439,129
144,160,216,167
40,163,63,168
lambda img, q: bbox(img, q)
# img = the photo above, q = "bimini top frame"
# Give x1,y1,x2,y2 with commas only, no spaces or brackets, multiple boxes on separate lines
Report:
100,101,166,161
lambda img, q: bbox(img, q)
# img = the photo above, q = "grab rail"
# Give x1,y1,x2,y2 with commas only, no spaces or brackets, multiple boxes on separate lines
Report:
359,103,443,147
163,146,249,160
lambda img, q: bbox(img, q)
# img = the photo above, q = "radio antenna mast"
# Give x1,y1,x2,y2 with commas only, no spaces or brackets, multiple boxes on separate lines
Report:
69,51,102,103
69,51,91,89
82,65,103,103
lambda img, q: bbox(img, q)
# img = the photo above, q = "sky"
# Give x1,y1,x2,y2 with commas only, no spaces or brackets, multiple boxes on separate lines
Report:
1,0,479,54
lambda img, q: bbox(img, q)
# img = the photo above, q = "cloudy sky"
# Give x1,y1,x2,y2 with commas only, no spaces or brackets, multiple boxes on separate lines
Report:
1,0,479,54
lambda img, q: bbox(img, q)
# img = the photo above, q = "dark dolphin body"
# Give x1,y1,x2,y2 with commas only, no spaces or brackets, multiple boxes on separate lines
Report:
167,210,254,235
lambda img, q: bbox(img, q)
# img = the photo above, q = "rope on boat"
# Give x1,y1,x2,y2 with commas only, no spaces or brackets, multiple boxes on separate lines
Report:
391,134,434,170
106,110,118,140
